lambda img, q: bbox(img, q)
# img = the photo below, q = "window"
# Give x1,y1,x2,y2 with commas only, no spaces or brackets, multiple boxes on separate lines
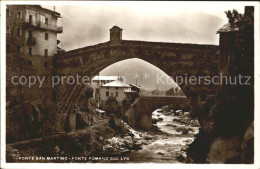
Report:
17,11,22,19
116,101,118,105
17,46,21,53
45,18,48,24
115,92,118,97
40,14,45,23
45,33,48,40
29,15,33,23
44,49,48,57
7,44,11,53
44,62,48,68
16,28,22,36
6,9,10,17
6,26,10,34
116,87,118,90
28,48,32,55
106,87,109,90
106,91,109,97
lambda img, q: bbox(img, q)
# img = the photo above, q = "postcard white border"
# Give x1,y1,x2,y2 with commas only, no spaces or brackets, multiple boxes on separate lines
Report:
1,1,260,169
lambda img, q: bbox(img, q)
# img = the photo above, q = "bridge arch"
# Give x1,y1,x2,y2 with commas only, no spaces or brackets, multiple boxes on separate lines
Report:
53,26,219,130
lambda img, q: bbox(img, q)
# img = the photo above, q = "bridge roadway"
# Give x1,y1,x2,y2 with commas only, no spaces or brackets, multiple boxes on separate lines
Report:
125,95,190,130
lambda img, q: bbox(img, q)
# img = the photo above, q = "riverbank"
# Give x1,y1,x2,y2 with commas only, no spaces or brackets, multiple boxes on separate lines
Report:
6,106,200,163
6,116,131,163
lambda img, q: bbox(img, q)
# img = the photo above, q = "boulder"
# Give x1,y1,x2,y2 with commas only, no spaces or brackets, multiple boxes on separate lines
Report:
123,136,133,148
157,109,163,113
187,128,195,132
157,152,165,155
158,117,163,121
54,145,60,154
132,140,143,150
152,117,159,124
144,135,153,140
166,124,177,127
141,140,149,145
182,130,189,135
175,110,183,115
172,118,180,123
184,112,190,116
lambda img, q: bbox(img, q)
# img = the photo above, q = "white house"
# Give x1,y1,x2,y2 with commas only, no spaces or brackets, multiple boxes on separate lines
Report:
100,81,130,102
99,80,131,110
91,76,119,98
99,80,142,115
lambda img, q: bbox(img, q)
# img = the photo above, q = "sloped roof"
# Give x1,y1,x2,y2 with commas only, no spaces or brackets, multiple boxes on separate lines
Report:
217,23,239,33
25,5,61,17
110,26,123,31
92,76,119,81
101,80,130,88
130,84,141,89
124,90,137,93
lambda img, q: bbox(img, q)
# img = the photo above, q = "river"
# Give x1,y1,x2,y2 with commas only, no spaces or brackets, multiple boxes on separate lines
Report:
125,108,200,163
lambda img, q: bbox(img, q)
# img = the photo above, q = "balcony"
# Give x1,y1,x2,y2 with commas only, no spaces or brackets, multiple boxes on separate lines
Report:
27,36,36,46
24,19,63,33
38,22,63,33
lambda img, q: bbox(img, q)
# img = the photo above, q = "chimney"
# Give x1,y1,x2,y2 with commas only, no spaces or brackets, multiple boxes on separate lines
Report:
110,26,123,42
244,6,254,17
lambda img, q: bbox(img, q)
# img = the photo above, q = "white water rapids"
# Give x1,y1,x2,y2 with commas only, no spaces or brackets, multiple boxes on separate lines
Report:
126,109,200,163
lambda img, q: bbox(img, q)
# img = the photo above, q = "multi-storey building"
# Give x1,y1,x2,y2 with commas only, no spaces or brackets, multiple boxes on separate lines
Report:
99,80,130,113
6,5,63,67
91,75,120,98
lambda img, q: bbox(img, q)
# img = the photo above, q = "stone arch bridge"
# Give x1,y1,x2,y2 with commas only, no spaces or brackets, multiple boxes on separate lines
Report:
125,95,190,130
53,26,219,128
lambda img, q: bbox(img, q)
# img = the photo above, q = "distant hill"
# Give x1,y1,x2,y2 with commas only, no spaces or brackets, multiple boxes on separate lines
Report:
100,58,177,90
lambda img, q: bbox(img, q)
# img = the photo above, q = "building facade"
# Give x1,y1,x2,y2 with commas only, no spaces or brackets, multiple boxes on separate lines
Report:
99,81,131,114
6,5,62,67
91,75,120,98
124,84,141,101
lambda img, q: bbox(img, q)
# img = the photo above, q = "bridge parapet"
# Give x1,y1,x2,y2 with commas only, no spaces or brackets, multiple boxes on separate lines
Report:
140,95,188,102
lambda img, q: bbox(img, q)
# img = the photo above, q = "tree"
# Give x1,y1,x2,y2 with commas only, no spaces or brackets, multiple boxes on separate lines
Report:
165,87,174,96
78,85,94,110
83,85,94,98
174,86,180,94
225,9,253,32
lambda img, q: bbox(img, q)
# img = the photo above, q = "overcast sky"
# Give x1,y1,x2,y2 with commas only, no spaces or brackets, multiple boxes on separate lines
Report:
42,2,246,51
40,2,248,90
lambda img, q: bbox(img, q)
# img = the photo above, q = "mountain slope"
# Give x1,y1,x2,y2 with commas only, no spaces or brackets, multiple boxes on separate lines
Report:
100,58,177,90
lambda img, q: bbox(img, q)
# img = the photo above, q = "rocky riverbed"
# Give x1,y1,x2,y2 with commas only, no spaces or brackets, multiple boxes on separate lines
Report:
102,105,200,163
